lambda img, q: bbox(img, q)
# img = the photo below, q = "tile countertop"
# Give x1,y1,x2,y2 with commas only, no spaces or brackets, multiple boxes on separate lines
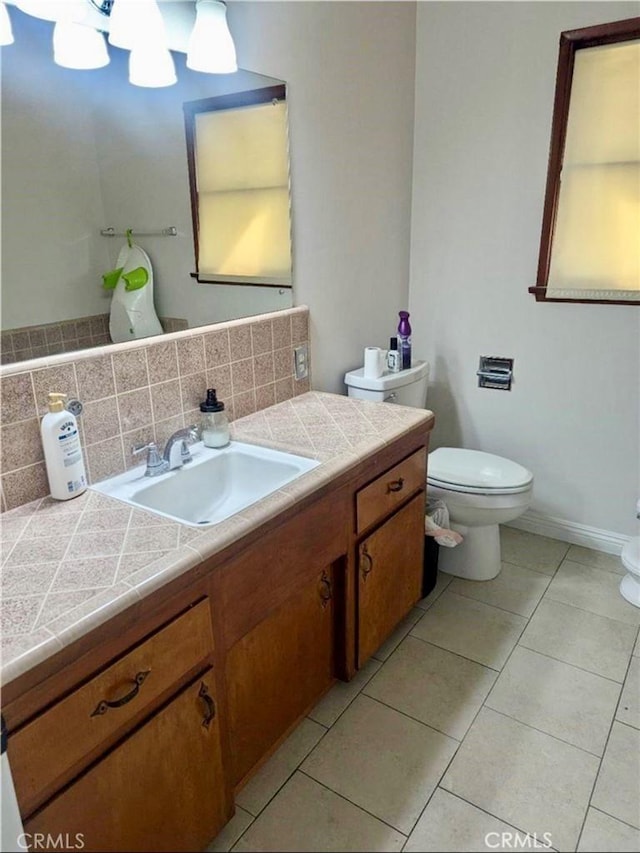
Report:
0,392,432,686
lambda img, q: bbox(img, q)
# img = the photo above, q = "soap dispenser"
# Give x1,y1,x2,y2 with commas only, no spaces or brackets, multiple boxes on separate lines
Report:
200,389,230,448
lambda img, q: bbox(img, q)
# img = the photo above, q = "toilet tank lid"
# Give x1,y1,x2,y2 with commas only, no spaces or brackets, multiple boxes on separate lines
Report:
344,360,429,392
428,447,533,491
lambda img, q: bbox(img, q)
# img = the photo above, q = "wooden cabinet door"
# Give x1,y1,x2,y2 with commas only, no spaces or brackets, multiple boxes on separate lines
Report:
25,673,229,853
226,567,336,786
358,493,425,667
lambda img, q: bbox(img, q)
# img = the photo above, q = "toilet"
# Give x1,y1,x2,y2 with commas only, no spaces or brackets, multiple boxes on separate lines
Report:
344,361,534,581
620,536,640,608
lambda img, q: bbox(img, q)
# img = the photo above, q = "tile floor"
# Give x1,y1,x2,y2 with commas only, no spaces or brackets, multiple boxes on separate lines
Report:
206,528,640,853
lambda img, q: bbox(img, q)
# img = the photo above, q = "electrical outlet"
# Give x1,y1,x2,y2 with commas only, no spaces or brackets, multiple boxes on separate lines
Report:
294,344,309,380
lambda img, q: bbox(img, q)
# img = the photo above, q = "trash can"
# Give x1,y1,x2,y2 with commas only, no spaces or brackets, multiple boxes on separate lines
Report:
422,535,439,598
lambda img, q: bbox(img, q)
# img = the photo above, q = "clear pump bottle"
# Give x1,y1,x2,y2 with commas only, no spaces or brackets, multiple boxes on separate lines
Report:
200,389,230,448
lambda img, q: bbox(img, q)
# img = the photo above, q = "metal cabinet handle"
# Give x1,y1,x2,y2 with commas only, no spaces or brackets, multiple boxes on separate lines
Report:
90,670,151,717
319,571,333,608
199,682,216,728
360,544,373,580
387,477,404,493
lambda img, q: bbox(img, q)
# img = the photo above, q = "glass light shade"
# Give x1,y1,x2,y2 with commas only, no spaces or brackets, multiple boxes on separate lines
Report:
187,0,237,74
15,1,86,23
0,2,14,46
129,42,176,87
108,0,166,51
53,21,110,69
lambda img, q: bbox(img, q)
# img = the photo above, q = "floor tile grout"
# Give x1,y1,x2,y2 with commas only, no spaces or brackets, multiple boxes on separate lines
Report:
296,768,410,838
358,692,462,744
483,705,607,760
436,784,556,850
588,804,640,832
541,588,640,629
405,629,501,673
514,641,628,686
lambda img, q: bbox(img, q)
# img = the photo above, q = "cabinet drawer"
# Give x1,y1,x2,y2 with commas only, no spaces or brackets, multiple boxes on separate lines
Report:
9,599,214,817
356,448,426,534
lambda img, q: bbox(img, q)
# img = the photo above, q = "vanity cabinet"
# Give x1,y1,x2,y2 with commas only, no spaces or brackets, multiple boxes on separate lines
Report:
355,448,427,666
3,416,433,853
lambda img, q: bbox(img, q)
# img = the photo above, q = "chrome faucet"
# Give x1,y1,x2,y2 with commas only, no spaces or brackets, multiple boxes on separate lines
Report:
162,425,200,471
132,426,199,477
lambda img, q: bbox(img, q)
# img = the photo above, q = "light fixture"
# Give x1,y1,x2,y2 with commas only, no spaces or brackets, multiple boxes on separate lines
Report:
108,0,165,51
0,2,14,46
53,19,109,69
187,0,237,74
129,40,176,87
1,0,238,86
14,1,87,23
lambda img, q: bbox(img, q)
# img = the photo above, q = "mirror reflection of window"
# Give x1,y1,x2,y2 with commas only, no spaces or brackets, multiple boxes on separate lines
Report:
184,86,293,287
532,18,640,304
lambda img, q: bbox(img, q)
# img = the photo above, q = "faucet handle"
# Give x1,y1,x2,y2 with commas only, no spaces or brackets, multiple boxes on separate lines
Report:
180,439,193,465
132,441,169,477
179,426,200,465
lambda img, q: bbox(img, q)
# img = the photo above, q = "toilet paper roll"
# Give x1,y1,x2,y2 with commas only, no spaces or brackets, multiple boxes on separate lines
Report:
364,346,384,379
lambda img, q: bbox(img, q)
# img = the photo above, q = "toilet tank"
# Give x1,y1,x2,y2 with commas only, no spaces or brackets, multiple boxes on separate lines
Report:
344,361,429,407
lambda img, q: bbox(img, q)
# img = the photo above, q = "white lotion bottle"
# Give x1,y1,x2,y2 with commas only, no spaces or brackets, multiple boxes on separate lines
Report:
40,392,87,500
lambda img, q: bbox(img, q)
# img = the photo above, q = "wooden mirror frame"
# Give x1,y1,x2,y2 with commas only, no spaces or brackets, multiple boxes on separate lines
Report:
530,17,640,305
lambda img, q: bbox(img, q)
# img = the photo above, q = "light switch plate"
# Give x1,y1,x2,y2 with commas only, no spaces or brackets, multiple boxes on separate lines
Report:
294,344,309,380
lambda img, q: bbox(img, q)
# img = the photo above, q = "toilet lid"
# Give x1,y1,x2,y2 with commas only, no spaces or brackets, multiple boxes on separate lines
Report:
427,448,533,494
622,537,640,574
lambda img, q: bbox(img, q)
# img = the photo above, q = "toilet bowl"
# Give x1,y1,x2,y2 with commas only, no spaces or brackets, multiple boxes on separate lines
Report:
427,447,533,581
620,537,640,608
343,361,534,581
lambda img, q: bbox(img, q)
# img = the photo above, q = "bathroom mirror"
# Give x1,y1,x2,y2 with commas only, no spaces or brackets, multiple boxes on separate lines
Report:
1,7,294,365
531,17,640,304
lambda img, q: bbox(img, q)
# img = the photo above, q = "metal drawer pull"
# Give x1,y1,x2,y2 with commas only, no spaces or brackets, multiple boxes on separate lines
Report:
199,682,216,728
360,544,373,580
387,477,404,493
319,571,333,607
90,670,151,717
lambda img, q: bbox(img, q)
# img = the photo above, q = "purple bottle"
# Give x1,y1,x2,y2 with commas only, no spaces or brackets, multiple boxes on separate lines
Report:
397,311,412,370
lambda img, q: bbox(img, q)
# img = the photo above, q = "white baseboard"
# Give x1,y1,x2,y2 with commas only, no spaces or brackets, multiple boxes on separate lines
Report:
506,511,632,556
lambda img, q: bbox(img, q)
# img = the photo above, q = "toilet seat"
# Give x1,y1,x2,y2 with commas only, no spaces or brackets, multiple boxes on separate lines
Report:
428,448,533,495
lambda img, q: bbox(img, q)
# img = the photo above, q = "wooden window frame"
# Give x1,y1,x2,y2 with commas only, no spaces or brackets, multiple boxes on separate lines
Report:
183,84,291,288
530,17,640,305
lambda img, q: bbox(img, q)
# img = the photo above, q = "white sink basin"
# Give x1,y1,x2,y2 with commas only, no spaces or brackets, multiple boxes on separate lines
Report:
91,441,320,527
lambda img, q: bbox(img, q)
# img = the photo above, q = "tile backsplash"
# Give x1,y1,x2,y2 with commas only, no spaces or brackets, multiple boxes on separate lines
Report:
0,307,310,511
1,315,189,364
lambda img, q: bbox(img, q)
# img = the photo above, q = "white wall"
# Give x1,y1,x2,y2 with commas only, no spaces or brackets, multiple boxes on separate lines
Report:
230,1,418,393
409,1,640,537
